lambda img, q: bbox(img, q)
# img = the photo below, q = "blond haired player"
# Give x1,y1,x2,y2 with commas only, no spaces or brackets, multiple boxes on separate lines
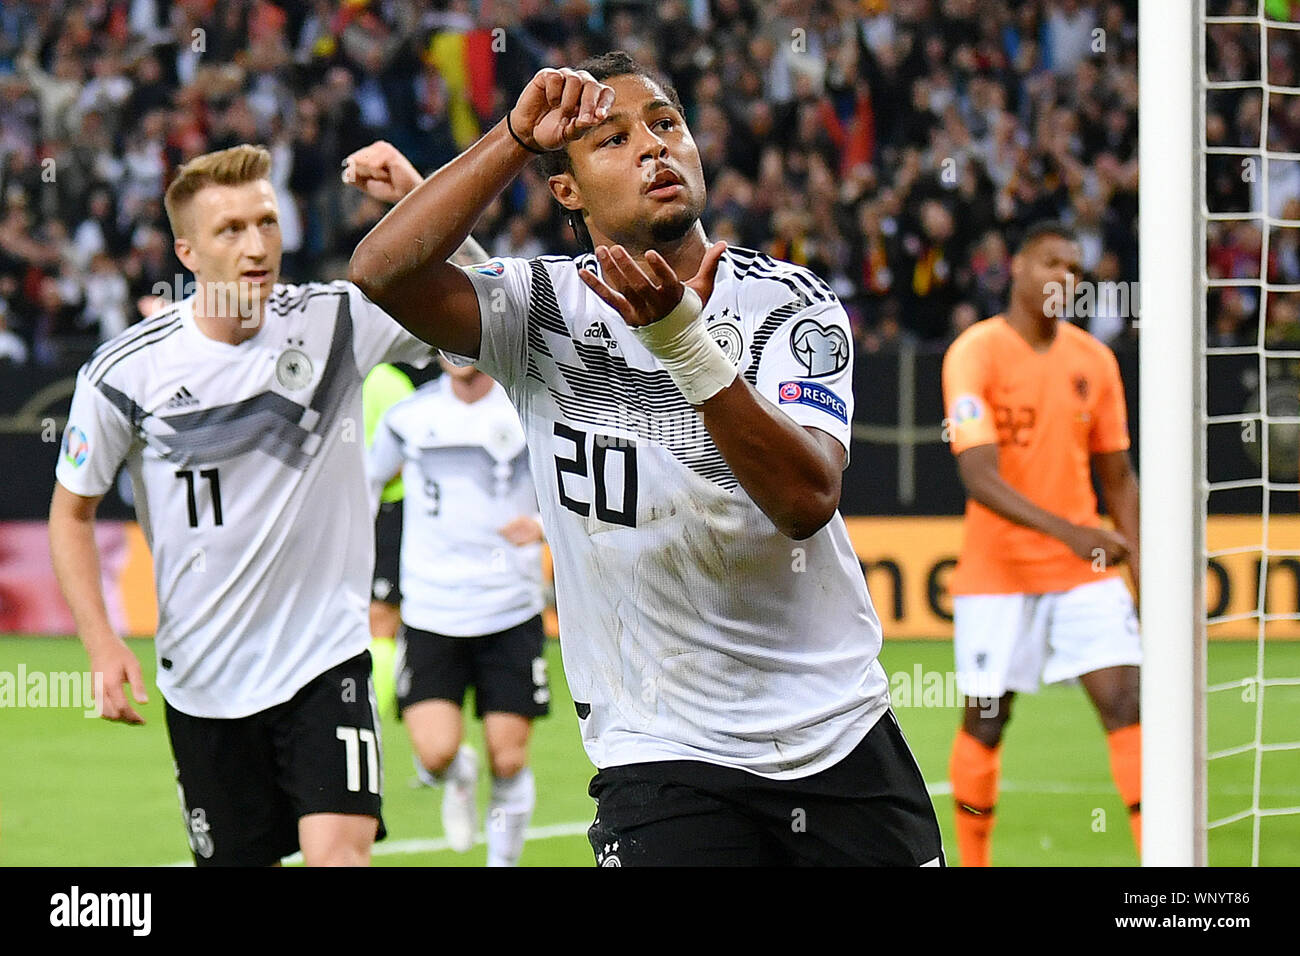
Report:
47,145,470,866
942,221,1142,866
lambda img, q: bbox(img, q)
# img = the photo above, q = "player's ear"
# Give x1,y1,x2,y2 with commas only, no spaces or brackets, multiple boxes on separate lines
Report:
174,236,196,273
548,172,585,214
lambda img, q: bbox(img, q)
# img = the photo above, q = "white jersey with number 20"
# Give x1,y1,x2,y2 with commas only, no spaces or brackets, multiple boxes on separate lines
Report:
450,248,890,779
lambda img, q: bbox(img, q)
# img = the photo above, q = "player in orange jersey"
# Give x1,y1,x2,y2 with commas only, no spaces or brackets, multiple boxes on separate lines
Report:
942,221,1141,866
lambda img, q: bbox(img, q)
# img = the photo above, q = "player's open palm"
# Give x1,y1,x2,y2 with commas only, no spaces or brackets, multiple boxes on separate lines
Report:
87,637,149,724
510,68,615,152
341,141,422,204
580,241,728,328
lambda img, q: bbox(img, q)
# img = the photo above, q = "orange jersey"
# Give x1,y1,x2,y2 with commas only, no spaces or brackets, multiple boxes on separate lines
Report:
943,316,1130,595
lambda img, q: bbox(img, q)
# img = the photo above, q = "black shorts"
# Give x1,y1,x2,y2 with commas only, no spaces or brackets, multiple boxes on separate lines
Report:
396,615,550,720
164,651,386,867
586,709,944,867
371,499,403,606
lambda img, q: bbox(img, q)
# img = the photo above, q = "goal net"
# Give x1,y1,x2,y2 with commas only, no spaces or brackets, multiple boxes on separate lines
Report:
1200,0,1300,867
1147,0,1300,866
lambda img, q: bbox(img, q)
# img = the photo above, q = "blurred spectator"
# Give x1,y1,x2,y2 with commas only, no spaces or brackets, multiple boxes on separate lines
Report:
1208,288,1254,348
1086,249,1128,345
852,200,899,326
968,229,1012,318
0,0,1158,366
858,297,919,353
899,199,962,341
1266,293,1300,350
71,189,127,269
1045,0,1098,73
494,215,544,260
0,292,28,364
82,251,131,344
1268,200,1300,284
950,301,980,340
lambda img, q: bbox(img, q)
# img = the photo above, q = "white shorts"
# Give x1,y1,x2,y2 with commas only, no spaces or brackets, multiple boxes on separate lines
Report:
952,577,1141,699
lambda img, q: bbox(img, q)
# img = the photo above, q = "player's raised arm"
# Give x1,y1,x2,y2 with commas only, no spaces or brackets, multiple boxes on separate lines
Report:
341,141,490,267
348,70,615,357
49,484,148,724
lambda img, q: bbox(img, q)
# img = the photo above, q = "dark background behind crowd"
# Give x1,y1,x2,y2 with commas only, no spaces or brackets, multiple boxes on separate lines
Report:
0,0,1284,370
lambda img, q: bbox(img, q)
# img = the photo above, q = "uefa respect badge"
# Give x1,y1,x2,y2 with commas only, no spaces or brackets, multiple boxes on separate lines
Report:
777,381,848,424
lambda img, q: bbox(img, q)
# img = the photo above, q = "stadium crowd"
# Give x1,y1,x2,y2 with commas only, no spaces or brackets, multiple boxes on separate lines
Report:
1205,0,1300,354
0,0,1151,368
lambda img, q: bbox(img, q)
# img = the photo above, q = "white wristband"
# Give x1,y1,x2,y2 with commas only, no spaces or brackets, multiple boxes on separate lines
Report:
632,288,738,405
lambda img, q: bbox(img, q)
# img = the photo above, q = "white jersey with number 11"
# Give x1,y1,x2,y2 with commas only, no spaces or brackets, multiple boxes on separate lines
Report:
55,282,433,718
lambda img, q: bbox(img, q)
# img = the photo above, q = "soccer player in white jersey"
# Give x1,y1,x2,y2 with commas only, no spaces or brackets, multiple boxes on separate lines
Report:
345,141,493,721
47,145,442,867
347,53,944,866
367,358,548,866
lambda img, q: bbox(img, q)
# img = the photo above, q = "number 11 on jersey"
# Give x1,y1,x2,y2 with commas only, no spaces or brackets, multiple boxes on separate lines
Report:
175,468,223,527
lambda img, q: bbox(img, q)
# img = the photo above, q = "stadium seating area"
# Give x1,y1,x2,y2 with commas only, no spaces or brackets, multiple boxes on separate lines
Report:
2,0,1143,368
1205,0,1300,352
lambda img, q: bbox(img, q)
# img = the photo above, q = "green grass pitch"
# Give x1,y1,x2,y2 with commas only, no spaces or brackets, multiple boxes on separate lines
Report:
0,636,1295,866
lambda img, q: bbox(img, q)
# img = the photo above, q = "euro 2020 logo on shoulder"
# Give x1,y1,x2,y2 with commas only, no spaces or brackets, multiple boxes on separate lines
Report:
62,425,89,467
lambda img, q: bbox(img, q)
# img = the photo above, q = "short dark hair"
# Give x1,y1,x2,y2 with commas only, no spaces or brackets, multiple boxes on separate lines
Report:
1017,220,1077,252
535,51,684,181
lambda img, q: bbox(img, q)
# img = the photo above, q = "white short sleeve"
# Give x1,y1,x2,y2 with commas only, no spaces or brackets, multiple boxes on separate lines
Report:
55,367,137,497
753,300,855,465
445,258,532,389
347,281,436,373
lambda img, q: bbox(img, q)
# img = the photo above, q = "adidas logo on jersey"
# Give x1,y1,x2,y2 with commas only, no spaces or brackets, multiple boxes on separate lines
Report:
582,321,622,355
165,386,199,409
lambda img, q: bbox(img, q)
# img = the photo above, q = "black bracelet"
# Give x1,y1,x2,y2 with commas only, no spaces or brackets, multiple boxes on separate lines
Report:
506,111,547,155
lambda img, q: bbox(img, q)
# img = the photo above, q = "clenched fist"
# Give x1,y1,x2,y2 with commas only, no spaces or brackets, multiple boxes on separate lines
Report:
508,68,617,153
341,141,423,204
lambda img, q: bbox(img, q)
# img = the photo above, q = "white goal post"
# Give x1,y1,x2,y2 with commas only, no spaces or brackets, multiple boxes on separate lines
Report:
1139,0,1207,866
